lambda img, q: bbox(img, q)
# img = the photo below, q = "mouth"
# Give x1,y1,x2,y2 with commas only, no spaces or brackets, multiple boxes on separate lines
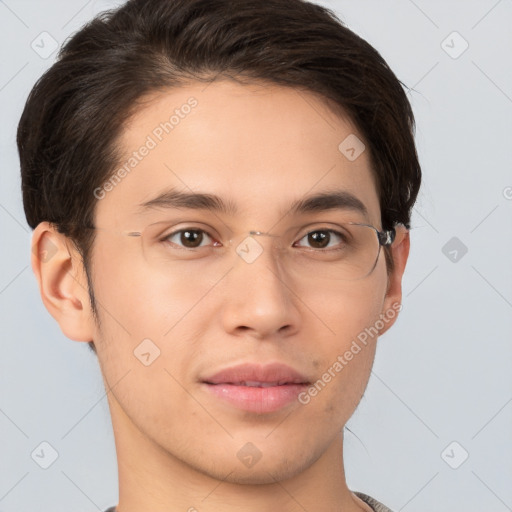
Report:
200,361,311,413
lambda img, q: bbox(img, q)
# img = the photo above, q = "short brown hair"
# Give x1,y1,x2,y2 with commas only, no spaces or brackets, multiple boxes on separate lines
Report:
17,0,421,353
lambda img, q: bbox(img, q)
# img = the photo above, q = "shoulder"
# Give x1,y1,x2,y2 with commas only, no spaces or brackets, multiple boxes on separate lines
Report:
353,491,395,512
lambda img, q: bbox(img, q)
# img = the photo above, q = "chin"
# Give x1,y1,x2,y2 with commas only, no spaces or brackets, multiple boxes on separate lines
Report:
219,466,297,486
207,453,311,486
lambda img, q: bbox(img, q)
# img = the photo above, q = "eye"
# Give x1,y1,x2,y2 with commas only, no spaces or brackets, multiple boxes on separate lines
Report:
294,229,348,250
162,228,221,249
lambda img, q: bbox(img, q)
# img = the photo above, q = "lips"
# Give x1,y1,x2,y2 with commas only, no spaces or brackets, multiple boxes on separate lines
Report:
201,362,311,386
201,362,312,413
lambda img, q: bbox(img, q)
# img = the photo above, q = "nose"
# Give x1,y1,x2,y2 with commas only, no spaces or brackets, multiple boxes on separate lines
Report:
219,233,302,339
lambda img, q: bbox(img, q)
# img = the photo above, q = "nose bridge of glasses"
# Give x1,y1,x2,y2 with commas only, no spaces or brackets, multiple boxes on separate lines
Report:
225,230,287,266
248,230,278,237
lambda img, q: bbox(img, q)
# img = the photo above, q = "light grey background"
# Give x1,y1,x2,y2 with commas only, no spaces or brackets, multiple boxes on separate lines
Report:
1,0,511,511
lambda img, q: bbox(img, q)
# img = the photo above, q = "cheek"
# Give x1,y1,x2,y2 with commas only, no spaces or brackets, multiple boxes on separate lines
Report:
90,256,200,435
296,257,388,342
293,267,388,419
90,241,214,344
89,247,216,403
300,316,379,430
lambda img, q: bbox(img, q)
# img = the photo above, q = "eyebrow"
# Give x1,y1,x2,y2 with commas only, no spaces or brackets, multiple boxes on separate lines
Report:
137,188,368,218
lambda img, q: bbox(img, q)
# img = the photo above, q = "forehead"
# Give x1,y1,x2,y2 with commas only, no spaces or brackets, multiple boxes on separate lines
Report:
94,79,381,227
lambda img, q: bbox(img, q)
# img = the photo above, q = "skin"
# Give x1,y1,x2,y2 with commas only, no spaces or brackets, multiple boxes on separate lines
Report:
32,79,409,512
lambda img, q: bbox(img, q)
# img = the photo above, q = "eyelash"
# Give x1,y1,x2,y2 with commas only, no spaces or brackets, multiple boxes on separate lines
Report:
161,227,348,251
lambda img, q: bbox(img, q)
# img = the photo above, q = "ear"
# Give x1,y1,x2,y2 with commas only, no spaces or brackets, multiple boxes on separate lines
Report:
31,222,95,342
378,225,410,336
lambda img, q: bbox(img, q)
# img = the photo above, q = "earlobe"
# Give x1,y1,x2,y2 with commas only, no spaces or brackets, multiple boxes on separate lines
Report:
31,222,94,342
379,226,410,336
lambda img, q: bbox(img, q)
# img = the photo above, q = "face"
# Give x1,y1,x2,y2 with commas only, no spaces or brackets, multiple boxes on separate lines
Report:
84,79,404,485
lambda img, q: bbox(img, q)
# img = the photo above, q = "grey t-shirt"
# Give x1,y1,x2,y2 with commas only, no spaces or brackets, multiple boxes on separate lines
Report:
354,491,394,511
104,492,393,512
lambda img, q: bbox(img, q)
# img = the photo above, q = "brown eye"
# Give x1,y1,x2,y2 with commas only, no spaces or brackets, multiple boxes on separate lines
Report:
307,231,330,249
164,229,214,249
295,229,346,250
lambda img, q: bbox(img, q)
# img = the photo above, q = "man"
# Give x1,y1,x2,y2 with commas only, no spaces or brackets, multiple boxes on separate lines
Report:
18,0,421,510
